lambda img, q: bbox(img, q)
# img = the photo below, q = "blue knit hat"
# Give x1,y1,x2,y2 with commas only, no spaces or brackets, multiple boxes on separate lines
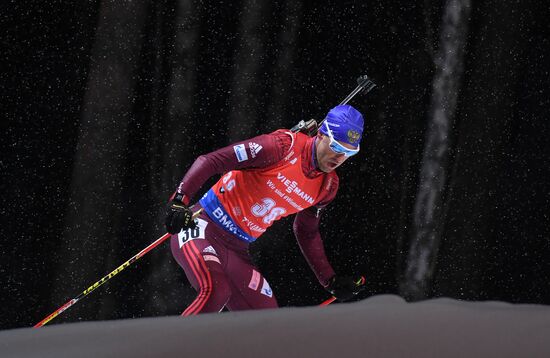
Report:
319,105,364,147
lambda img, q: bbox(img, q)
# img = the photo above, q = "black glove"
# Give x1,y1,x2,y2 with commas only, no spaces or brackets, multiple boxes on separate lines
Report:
325,275,365,301
165,193,196,234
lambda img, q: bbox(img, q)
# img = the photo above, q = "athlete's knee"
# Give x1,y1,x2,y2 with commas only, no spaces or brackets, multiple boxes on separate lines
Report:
184,268,232,315
205,269,232,303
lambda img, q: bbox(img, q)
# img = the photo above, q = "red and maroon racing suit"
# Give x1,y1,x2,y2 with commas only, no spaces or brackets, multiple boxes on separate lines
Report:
171,129,339,315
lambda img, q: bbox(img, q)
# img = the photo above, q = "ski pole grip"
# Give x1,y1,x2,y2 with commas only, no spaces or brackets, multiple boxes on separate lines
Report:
192,208,203,220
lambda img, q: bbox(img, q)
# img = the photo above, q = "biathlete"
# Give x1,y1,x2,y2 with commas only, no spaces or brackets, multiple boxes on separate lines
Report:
165,104,365,315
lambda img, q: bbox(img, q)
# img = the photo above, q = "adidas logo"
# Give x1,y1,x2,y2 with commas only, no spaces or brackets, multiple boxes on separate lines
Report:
248,142,263,158
203,246,217,255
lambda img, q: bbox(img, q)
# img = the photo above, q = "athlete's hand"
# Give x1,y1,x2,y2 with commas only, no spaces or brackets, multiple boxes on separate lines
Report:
165,193,196,234
325,275,366,301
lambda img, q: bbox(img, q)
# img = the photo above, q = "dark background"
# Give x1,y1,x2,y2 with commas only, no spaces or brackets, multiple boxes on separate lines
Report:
2,0,549,330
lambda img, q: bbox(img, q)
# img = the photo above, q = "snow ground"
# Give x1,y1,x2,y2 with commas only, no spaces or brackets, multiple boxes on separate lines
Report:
2,295,550,357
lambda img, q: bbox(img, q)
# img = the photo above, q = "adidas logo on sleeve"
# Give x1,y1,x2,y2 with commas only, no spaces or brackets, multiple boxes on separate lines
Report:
248,142,263,158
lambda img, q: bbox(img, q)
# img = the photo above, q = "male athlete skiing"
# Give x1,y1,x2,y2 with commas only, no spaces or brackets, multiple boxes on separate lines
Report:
165,105,365,315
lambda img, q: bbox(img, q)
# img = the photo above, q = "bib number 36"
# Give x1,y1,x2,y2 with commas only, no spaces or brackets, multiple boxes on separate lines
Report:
178,218,208,248
251,198,286,225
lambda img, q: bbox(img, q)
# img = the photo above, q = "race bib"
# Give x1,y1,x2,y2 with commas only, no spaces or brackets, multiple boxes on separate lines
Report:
178,218,208,248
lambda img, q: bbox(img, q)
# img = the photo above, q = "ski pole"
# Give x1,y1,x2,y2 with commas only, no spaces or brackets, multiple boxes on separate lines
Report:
319,276,366,306
34,209,203,328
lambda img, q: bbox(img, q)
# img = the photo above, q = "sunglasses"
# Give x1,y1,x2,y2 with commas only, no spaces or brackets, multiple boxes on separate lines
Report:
323,121,360,157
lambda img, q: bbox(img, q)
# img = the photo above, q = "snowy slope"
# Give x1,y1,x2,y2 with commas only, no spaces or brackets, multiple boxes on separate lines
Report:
2,295,550,357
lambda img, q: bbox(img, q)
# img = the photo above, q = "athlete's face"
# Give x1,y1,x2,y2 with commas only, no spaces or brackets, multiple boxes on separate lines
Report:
315,134,357,173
